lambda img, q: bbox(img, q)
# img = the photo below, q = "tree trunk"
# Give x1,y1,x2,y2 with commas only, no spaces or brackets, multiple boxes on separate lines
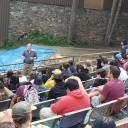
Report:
67,0,77,42
104,0,118,46
108,0,123,46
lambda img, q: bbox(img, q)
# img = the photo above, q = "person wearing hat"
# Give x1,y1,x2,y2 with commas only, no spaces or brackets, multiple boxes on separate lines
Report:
34,75,47,92
12,101,48,128
47,74,67,100
44,69,62,90
113,53,125,68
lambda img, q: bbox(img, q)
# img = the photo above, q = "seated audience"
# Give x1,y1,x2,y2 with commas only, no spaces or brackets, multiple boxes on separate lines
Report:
0,81,8,101
34,75,47,92
47,74,66,100
29,71,36,84
41,68,48,83
85,59,93,73
9,75,20,90
17,70,28,83
12,101,48,128
123,54,128,72
77,65,91,82
89,66,124,106
0,109,14,128
45,69,62,90
85,116,116,128
113,53,125,68
92,69,107,88
68,60,77,74
101,58,110,72
40,78,90,119
5,70,13,88
110,60,128,81
62,63,72,76
63,72,72,81
10,82,37,108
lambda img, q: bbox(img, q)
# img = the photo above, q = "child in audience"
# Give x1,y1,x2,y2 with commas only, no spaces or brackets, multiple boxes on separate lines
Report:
0,81,8,101
17,70,27,83
77,65,91,82
92,69,107,87
34,75,47,92
85,116,116,128
101,58,110,72
62,63,72,76
9,75,20,90
29,71,36,84
5,70,13,88
123,54,128,72
68,60,77,74
85,59,93,73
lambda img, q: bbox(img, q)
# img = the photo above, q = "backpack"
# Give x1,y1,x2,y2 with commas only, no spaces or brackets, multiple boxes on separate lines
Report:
23,84,39,104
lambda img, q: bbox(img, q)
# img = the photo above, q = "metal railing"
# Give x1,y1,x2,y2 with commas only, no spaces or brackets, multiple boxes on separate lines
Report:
0,56,74,74
78,51,118,65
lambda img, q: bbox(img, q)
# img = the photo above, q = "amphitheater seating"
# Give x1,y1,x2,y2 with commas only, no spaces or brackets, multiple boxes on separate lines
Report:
32,99,55,118
38,90,50,101
32,107,91,128
31,115,62,128
96,100,117,116
108,96,128,115
0,99,11,112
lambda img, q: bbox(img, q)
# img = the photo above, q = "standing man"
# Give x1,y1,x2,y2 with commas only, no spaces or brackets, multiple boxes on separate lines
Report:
22,43,37,76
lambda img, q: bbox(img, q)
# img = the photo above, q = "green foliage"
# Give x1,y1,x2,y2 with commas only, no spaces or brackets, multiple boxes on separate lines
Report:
3,39,17,49
2,30,89,50
23,30,71,46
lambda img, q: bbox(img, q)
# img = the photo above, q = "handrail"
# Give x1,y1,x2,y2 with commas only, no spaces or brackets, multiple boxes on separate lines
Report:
78,51,118,64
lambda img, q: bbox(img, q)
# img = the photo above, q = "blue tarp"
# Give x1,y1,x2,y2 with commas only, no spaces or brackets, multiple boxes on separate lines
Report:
0,45,56,71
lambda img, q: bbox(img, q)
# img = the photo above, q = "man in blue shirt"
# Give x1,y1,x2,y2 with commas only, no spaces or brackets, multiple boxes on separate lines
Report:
22,43,37,75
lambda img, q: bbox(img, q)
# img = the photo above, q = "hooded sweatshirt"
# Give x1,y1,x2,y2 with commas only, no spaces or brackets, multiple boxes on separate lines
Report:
47,82,67,100
92,79,107,87
51,89,90,115
77,69,91,81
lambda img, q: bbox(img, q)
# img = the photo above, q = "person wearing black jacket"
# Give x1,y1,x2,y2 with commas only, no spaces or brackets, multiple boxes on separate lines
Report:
47,74,67,100
77,65,91,82
92,68,107,87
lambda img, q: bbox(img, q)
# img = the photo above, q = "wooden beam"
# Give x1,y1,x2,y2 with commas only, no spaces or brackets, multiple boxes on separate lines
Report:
67,0,77,42
104,0,118,46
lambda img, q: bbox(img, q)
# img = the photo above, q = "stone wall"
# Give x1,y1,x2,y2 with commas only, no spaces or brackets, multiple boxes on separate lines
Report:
9,1,128,45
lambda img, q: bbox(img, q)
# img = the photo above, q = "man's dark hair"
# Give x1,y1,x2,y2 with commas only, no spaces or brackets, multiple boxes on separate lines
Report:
96,69,106,78
63,72,72,80
92,116,116,128
41,68,47,75
54,74,63,83
68,60,74,66
64,79,79,91
109,60,118,66
109,65,120,78
77,65,84,72
7,70,13,78
63,63,69,70
101,58,108,64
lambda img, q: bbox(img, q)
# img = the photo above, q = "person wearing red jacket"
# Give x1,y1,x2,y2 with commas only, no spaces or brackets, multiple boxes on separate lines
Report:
40,78,90,119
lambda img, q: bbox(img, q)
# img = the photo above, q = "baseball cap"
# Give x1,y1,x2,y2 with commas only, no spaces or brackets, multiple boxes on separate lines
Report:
52,69,62,75
115,54,122,60
35,75,43,85
12,101,37,121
